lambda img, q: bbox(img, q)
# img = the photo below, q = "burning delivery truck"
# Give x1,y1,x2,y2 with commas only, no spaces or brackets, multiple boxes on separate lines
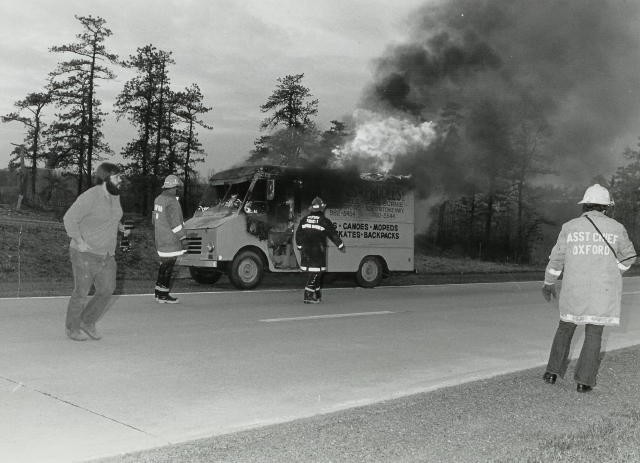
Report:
177,164,414,289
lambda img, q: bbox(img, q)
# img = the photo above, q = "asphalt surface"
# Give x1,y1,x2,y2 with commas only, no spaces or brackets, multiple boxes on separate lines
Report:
2,278,640,462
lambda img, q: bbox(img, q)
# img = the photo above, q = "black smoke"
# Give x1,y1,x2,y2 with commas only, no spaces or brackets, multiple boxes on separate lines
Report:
361,0,640,192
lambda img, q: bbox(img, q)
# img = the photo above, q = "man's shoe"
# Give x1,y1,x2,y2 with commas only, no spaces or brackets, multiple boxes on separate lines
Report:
80,323,102,340
577,384,593,393
66,329,89,342
157,294,179,304
543,372,557,384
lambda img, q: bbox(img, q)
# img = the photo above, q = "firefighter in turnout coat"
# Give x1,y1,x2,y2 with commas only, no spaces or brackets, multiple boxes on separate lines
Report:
153,175,187,303
541,184,636,392
295,197,345,303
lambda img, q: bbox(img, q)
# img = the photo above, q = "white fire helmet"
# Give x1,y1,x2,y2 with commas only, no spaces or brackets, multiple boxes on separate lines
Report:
162,174,183,189
578,184,613,206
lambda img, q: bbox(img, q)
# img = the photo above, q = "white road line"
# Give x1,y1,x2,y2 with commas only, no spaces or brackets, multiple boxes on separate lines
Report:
260,310,395,323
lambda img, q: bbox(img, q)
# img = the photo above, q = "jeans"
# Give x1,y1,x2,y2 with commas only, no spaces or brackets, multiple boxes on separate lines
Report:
546,320,604,387
156,256,177,292
66,248,116,331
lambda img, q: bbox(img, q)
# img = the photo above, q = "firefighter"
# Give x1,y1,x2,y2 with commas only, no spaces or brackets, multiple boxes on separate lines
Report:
153,174,187,303
541,184,636,392
295,196,345,303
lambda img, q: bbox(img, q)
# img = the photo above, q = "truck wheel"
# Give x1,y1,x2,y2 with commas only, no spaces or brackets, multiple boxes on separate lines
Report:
189,267,222,285
355,256,383,288
229,250,264,289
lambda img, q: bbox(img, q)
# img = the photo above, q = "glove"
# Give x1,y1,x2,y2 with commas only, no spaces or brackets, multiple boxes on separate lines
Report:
339,245,346,253
542,283,558,302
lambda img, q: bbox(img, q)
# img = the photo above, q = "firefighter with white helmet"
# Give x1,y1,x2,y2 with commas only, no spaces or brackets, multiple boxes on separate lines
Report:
541,183,636,392
577,183,612,206
153,174,187,303
295,196,345,303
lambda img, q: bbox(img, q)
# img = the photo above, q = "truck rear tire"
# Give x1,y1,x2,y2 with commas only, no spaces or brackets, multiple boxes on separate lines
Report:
355,256,383,288
189,267,223,285
229,250,264,289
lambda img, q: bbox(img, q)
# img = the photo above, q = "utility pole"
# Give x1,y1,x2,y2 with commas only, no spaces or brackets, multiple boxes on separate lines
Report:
11,142,27,210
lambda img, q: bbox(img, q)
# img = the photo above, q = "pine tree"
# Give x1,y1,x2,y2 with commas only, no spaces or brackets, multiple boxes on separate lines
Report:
48,15,119,193
115,45,174,213
173,83,212,214
254,74,319,164
2,91,51,198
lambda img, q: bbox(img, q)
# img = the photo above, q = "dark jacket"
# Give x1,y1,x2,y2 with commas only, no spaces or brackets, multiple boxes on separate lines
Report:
295,211,344,271
153,190,186,257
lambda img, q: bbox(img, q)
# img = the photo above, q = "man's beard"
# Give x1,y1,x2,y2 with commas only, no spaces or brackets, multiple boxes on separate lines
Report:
105,179,121,195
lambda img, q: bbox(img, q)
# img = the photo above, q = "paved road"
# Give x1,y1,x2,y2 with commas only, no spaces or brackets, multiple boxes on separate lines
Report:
2,278,640,462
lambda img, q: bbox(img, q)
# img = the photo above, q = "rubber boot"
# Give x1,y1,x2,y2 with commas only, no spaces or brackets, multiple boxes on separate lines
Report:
155,285,179,304
304,289,316,304
157,293,179,304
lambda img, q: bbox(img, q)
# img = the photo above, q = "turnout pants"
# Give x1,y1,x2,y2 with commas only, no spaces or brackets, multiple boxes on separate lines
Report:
304,271,324,302
155,256,177,296
546,320,604,387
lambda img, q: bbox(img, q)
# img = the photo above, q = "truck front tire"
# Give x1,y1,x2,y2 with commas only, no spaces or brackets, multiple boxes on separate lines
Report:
355,256,383,288
229,250,264,289
189,267,223,285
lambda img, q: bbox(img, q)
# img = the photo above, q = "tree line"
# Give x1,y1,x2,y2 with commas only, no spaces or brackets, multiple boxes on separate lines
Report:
2,15,212,215
2,17,341,217
246,82,555,263
5,15,640,264
247,76,640,264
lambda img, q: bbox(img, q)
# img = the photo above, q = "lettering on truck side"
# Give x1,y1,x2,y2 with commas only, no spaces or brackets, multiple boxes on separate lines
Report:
336,221,401,240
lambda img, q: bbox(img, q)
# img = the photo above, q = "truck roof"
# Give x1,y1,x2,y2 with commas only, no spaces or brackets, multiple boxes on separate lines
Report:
209,164,412,187
209,165,283,185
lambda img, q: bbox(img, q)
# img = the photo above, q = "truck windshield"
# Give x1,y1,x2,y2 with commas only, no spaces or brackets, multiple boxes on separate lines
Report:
195,183,248,217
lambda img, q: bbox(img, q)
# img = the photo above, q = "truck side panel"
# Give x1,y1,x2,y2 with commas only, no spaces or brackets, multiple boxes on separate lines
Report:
325,189,415,273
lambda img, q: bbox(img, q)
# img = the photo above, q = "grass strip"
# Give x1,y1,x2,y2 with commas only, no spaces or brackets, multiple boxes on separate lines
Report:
93,346,640,463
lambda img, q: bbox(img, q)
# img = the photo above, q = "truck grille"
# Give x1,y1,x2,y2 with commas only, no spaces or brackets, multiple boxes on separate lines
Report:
185,236,202,254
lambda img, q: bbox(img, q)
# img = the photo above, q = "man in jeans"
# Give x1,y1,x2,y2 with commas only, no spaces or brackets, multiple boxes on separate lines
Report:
541,184,636,392
63,162,128,341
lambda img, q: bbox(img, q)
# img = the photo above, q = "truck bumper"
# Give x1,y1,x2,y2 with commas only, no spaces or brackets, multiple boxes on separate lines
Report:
177,255,218,268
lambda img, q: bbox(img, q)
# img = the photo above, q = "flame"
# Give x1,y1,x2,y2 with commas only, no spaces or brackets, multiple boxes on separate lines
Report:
332,109,436,172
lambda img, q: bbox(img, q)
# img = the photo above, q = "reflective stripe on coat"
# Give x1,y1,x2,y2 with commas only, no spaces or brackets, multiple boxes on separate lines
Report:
295,211,344,271
153,191,186,257
545,210,636,326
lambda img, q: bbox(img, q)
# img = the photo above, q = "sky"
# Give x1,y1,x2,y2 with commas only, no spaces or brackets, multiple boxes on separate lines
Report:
0,0,427,176
3,0,640,190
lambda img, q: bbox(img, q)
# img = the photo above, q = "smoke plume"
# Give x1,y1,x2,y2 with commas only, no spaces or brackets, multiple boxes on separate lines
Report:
354,0,640,194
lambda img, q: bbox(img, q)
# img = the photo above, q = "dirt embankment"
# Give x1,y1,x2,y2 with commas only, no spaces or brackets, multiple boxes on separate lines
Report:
1,203,549,297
